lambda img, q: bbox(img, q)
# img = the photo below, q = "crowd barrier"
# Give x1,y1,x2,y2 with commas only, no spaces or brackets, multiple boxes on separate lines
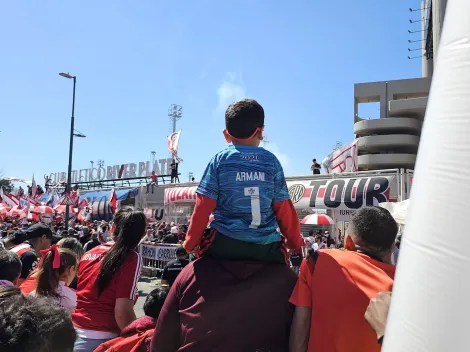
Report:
139,242,179,274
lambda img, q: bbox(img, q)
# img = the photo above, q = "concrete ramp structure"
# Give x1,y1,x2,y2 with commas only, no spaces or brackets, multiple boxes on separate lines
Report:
353,77,431,170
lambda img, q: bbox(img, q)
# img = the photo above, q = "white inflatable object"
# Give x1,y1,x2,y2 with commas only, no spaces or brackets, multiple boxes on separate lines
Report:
383,1,470,351
379,200,408,226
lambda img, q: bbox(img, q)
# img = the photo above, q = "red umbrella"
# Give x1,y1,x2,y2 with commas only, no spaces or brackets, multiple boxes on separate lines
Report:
0,205,10,219
7,205,25,218
34,205,54,223
33,206,54,215
0,203,11,212
301,214,334,225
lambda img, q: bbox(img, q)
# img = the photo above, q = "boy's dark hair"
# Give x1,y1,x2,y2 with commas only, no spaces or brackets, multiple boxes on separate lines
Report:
348,206,398,252
225,99,264,139
0,250,21,282
0,295,76,352
58,237,85,260
10,230,26,245
143,286,170,318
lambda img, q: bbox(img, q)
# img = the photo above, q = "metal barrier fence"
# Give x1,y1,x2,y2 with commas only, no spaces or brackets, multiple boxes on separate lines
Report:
139,243,179,275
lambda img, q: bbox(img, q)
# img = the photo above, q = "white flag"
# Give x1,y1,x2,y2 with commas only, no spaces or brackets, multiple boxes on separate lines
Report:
168,131,182,160
322,140,359,174
32,174,37,197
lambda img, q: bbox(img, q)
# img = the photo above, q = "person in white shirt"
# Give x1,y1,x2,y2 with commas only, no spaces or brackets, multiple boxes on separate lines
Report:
312,236,322,252
303,230,315,256
30,245,77,313
318,236,328,250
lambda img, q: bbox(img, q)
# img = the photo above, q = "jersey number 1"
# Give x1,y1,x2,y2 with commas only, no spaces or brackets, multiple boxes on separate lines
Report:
244,187,261,228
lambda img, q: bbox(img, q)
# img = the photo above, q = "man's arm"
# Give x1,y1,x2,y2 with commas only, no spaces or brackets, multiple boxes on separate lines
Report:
289,259,313,352
289,306,311,352
161,264,170,286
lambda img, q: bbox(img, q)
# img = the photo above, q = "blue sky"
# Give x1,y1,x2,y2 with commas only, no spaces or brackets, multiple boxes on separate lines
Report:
0,0,422,185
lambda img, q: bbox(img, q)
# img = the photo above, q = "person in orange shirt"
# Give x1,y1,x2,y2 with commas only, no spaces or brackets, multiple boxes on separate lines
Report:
289,206,398,352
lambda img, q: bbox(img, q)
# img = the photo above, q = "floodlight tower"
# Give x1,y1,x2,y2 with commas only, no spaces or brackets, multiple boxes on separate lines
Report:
168,104,183,134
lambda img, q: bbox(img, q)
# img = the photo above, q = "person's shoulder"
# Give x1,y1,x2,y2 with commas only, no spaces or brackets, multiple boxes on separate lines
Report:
164,259,178,267
125,249,142,264
21,249,37,259
211,147,235,162
61,285,77,301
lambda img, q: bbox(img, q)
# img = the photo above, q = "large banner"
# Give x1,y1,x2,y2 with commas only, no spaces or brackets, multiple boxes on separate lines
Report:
322,140,358,174
140,243,178,262
164,186,197,205
287,175,397,210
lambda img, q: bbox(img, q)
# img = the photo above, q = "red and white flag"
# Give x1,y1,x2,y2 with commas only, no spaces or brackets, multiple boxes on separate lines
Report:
0,188,19,208
109,188,117,213
322,140,359,174
168,131,183,162
23,196,40,206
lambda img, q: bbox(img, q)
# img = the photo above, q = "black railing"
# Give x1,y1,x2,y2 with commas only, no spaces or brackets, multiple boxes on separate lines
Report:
425,4,434,60
71,174,179,190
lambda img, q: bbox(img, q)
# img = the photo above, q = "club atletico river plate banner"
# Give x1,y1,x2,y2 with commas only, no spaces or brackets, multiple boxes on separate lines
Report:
287,175,398,211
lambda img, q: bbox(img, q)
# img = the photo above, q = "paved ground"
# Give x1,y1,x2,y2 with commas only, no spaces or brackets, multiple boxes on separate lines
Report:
135,278,161,317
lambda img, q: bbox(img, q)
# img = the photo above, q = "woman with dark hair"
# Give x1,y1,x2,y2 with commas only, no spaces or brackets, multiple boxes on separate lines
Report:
30,247,77,313
72,208,146,352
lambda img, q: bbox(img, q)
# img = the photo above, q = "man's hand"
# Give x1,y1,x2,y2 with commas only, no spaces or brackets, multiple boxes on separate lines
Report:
365,291,392,339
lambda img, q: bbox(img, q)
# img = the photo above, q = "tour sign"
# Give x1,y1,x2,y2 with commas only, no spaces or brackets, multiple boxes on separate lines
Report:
47,157,173,185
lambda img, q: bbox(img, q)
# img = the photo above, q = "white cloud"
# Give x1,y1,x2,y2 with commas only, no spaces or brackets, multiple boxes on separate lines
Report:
215,72,246,113
264,142,294,175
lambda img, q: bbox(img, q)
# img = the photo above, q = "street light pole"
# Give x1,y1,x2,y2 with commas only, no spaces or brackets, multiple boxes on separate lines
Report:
60,73,76,230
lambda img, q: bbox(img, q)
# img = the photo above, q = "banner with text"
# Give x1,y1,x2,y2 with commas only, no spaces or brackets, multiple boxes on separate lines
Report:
287,175,397,210
333,209,357,222
140,243,178,262
164,186,197,205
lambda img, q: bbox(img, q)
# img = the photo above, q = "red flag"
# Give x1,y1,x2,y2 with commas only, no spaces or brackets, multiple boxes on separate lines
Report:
109,189,117,213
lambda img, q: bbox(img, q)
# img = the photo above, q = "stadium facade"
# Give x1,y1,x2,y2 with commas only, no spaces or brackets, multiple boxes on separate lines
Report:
353,0,446,170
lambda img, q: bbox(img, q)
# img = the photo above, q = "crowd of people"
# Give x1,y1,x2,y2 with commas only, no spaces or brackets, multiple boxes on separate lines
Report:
0,99,400,351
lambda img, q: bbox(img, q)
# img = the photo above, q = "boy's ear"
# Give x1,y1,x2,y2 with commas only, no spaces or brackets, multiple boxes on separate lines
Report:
223,129,232,143
13,273,20,286
258,128,264,141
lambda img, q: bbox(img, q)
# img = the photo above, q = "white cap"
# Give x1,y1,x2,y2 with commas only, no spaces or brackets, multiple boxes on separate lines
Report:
170,226,178,234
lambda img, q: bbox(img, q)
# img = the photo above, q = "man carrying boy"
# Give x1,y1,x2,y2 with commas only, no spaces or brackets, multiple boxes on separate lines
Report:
184,99,303,262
